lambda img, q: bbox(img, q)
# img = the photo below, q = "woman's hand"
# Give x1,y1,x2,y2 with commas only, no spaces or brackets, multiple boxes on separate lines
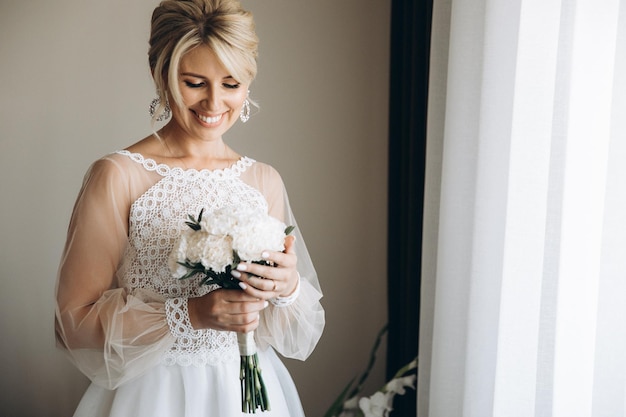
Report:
232,235,299,299
187,289,268,333
186,235,298,333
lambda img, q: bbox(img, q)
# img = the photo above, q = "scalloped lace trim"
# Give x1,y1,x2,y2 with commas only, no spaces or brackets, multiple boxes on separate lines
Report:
115,150,255,178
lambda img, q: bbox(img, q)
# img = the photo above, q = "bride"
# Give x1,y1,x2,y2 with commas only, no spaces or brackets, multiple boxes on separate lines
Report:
54,1,325,415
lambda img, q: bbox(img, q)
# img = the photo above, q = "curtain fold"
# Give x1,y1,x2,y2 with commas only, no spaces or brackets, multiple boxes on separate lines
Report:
420,0,626,416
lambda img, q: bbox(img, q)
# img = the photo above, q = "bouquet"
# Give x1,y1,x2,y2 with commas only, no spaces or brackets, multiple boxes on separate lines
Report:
169,206,294,413
324,325,417,417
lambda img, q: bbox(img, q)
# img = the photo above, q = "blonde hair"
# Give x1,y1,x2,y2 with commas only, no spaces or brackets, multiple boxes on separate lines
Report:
148,0,258,122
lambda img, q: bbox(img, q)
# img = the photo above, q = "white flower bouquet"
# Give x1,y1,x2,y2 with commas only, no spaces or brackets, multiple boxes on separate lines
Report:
324,325,417,417
169,206,294,413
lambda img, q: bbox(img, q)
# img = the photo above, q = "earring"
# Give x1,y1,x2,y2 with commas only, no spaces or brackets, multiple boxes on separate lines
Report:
240,97,251,123
149,96,171,121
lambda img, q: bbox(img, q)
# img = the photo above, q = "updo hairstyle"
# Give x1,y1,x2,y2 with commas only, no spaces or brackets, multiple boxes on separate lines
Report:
148,0,258,121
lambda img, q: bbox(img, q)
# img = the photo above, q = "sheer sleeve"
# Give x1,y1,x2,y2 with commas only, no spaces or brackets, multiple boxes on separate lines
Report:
54,156,175,389
241,163,325,360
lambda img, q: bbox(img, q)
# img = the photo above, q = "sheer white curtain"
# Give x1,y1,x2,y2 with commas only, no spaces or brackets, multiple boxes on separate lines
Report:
419,0,626,416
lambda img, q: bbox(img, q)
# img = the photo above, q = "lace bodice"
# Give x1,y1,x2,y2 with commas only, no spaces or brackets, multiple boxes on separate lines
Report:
117,150,267,366
56,148,324,389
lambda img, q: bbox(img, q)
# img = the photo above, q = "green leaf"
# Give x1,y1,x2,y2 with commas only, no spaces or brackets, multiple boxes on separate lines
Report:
185,221,201,231
184,209,205,231
348,324,388,399
284,225,295,236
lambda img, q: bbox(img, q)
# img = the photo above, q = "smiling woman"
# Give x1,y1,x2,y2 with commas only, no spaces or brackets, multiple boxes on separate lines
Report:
53,1,324,416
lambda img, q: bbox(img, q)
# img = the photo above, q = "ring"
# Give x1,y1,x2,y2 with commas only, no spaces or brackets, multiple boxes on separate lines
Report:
272,280,277,291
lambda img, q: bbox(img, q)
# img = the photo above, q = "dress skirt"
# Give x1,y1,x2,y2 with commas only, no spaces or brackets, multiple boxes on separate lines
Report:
72,348,305,417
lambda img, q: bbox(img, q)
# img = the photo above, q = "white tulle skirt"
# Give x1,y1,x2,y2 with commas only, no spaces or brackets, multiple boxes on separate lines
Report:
72,348,305,417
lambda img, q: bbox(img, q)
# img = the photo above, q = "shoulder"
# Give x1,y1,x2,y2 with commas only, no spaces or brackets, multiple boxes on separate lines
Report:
86,152,130,178
245,160,287,219
247,160,285,187
80,151,141,193
69,153,136,216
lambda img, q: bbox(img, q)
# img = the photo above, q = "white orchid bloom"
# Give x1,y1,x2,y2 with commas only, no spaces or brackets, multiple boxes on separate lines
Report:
359,391,393,417
385,374,416,395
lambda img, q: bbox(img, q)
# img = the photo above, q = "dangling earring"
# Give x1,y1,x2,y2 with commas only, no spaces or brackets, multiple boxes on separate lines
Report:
149,96,171,121
240,94,251,123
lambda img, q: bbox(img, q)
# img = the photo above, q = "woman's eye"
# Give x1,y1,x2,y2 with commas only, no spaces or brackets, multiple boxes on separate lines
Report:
184,81,204,88
223,82,241,89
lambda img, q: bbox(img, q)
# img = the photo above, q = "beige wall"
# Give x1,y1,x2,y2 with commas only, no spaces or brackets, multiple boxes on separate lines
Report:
0,1,390,415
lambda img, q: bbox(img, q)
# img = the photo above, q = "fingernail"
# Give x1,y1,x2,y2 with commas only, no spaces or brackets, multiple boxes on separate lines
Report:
231,270,241,278
263,301,269,308
238,282,248,290
261,251,270,259
237,263,247,271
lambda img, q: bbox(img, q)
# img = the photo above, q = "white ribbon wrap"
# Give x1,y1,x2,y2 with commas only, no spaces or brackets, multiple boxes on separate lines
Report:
237,331,257,356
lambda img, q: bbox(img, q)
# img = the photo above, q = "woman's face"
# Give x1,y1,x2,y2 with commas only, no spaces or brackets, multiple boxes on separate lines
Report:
170,44,248,143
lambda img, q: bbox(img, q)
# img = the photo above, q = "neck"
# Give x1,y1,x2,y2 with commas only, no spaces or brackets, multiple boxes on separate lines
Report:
158,123,231,158
154,129,239,171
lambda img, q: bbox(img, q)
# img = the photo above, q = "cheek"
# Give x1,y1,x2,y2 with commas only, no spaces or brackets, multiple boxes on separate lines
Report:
232,92,247,108
233,86,249,105
179,89,198,106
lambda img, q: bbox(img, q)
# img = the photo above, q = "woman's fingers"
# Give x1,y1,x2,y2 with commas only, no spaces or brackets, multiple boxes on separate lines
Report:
230,235,299,297
188,289,268,332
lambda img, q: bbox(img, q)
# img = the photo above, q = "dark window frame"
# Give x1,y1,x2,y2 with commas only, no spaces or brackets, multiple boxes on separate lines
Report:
387,0,433,414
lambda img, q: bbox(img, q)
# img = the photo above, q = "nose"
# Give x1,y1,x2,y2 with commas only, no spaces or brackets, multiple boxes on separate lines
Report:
202,86,221,111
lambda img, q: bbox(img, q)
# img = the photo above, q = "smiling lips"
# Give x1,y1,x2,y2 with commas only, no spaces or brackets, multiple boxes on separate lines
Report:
194,111,223,124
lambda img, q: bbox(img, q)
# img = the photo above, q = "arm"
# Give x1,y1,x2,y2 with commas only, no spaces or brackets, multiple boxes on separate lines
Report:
239,163,325,360
55,157,175,389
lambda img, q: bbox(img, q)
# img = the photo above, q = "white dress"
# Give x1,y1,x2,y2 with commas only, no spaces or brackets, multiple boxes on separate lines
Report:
55,151,325,417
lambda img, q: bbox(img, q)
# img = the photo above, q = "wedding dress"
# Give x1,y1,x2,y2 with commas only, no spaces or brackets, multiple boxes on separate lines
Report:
55,150,325,417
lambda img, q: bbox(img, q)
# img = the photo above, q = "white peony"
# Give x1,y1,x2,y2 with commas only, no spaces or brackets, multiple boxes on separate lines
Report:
230,209,287,261
200,207,239,236
184,229,209,264
169,206,287,278
198,233,233,272
168,226,234,276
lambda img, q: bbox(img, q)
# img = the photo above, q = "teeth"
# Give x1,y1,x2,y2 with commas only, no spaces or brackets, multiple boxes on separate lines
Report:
197,113,222,123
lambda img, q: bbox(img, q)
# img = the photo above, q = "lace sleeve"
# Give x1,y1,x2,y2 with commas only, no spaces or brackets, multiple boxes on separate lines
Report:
241,163,325,360
54,157,176,389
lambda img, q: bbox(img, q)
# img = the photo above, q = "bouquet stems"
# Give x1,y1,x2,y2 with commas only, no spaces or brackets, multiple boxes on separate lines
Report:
237,332,270,413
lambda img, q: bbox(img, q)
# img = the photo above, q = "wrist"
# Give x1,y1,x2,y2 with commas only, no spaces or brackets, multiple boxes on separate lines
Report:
185,297,201,330
271,273,301,307
279,272,300,298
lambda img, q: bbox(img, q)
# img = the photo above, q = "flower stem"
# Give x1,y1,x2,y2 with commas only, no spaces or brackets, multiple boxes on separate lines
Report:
239,352,270,413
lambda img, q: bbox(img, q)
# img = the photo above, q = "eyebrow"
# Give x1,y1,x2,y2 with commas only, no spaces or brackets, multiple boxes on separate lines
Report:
180,72,237,80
